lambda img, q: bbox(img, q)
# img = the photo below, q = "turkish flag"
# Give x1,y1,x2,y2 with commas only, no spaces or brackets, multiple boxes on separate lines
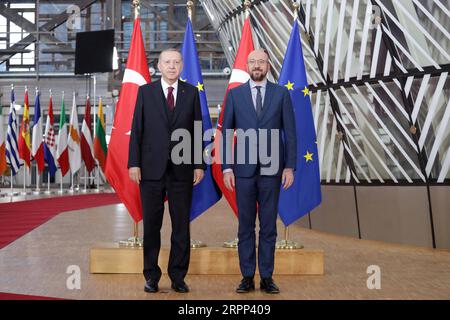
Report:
212,16,254,216
105,17,151,222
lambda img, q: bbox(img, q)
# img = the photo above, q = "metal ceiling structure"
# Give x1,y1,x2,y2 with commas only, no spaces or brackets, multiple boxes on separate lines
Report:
201,0,450,186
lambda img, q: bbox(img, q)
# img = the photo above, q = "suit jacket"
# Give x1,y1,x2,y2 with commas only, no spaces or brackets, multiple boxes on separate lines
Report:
221,80,297,177
128,79,206,181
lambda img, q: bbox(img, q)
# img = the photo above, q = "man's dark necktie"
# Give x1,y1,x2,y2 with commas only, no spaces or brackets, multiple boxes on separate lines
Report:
255,85,263,118
167,86,175,112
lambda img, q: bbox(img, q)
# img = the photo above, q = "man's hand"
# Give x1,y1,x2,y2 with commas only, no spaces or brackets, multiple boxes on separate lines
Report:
193,169,204,186
129,167,141,184
223,171,235,191
282,168,294,189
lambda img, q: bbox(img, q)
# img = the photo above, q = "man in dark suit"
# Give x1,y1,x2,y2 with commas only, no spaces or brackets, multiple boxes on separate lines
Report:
221,49,297,294
128,48,205,293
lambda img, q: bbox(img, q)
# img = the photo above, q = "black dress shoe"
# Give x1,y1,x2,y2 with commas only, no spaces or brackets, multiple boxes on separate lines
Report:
144,280,159,293
171,281,190,293
236,277,255,293
260,278,280,294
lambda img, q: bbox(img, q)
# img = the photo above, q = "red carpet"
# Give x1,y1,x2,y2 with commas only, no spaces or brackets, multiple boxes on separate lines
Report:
0,292,64,300
0,193,121,249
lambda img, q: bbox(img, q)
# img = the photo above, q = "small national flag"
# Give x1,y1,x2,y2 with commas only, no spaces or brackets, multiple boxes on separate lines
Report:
56,93,70,176
81,96,95,173
277,20,322,226
94,97,107,172
18,87,31,168
0,104,7,175
32,89,45,173
68,93,81,175
6,86,21,176
44,91,57,177
181,18,221,221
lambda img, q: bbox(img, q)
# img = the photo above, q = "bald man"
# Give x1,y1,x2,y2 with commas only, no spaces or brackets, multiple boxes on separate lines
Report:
221,49,297,294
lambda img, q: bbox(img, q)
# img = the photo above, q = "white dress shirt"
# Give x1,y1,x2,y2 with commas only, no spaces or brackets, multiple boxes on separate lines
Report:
161,77,178,107
249,78,267,109
223,79,267,174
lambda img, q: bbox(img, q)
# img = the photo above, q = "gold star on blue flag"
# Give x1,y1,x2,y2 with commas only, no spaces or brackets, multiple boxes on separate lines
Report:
196,82,204,91
181,18,221,221
285,81,294,91
277,20,322,226
302,86,310,96
304,151,314,162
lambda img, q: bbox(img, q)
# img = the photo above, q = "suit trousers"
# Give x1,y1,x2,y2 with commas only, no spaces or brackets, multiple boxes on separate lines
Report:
140,162,193,284
235,174,281,279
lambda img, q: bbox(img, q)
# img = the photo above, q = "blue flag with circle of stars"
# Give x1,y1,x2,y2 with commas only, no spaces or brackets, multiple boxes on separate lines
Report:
181,18,221,221
278,20,321,226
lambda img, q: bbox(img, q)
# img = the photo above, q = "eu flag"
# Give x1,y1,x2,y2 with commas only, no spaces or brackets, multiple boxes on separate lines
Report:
278,20,322,226
181,18,221,221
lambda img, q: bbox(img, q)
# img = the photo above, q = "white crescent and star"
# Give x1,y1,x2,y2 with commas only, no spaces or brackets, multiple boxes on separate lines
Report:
112,69,147,137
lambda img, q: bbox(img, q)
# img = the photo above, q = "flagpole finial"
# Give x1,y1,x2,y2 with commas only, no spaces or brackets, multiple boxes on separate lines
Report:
292,1,300,20
243,0,251,18
49,88,52,96
187,1,194,20
132,0,140,20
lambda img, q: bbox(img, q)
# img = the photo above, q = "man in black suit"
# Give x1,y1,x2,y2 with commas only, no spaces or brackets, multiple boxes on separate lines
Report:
128,48,205,293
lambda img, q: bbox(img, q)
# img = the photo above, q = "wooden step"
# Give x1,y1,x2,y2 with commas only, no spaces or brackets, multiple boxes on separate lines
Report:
90,243,324,275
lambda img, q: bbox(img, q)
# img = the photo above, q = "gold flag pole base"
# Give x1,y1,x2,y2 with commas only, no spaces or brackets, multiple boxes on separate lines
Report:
276,226,304,250
275,239,304,250
190,239,207,248
223,238,238,248
119,236,143,247
118,222,143,247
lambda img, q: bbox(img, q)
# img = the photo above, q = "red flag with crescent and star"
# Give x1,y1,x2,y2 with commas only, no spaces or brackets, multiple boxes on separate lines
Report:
105,17,151,222
212,16,254,216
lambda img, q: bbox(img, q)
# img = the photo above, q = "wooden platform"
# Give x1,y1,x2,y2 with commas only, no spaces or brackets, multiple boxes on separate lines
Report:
90,243,324,275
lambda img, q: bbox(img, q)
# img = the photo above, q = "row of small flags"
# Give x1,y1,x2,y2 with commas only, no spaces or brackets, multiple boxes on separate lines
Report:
0,87,108,179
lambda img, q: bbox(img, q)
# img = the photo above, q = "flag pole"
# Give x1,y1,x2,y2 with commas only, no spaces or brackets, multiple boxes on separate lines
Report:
223,0,252,250
119,0,143,248
84,165,87,192
275,0,304,251
35,165,40,193
59,170,63,193
93,76,100,192
22,166,26,194
34,87,41,194
17,83,26,195
96,166,100,191
93,76,96,148
10,170,13,196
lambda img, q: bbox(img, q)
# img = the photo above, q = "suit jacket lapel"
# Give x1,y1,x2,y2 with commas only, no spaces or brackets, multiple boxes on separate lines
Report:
259,81,275,122
242,81,258,120
155,80,170,125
